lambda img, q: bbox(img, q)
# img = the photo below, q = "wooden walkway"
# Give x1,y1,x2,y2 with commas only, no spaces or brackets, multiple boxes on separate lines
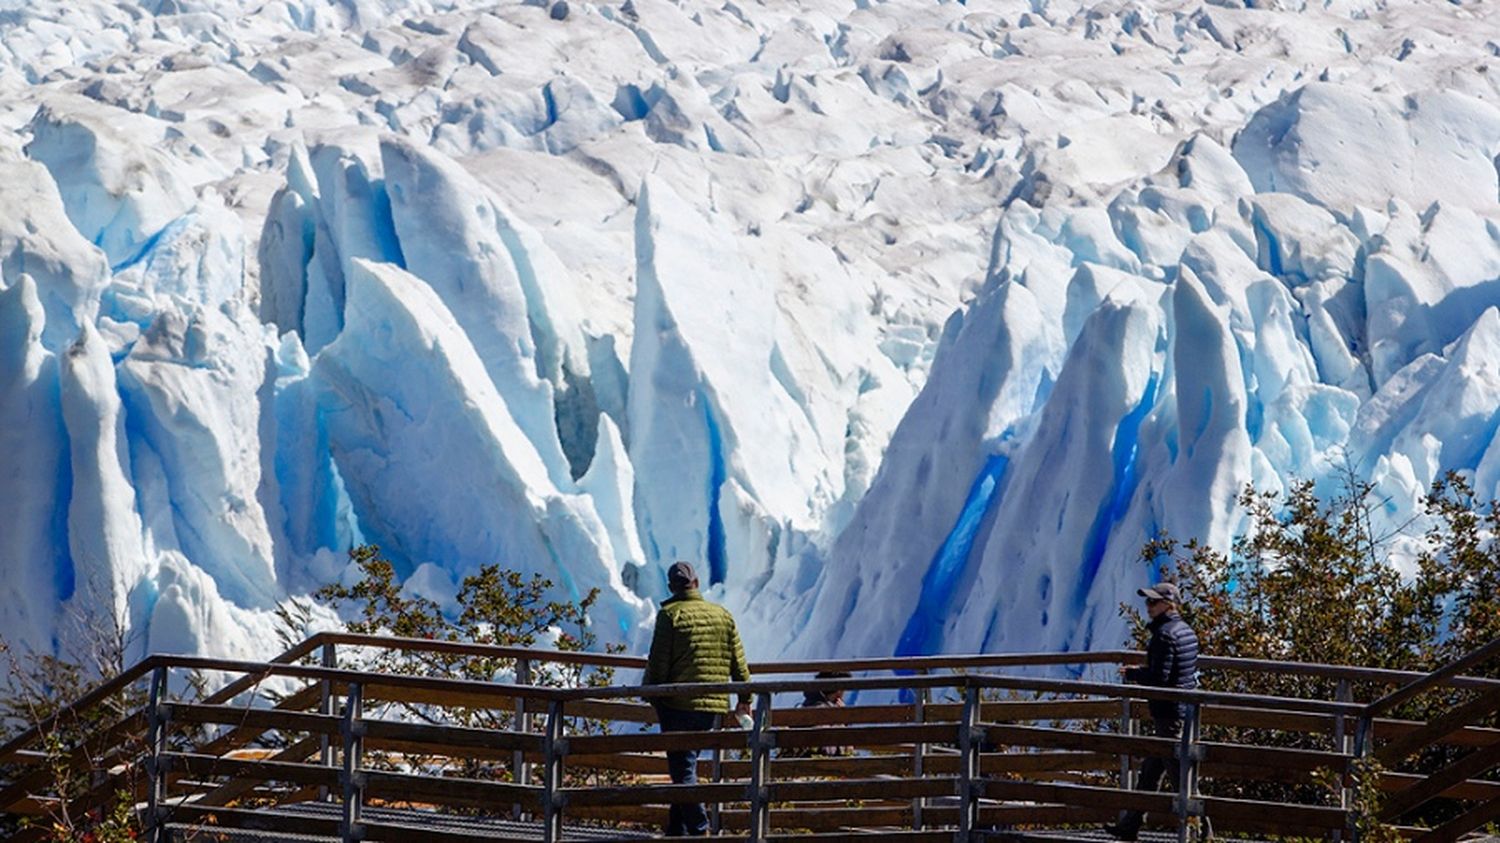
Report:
4,631,1500,842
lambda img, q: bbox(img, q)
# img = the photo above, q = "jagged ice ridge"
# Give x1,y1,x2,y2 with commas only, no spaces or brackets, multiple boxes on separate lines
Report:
1,0,1498,670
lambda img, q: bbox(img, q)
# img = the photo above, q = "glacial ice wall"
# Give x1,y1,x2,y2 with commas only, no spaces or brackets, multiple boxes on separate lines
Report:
0,0,1498,668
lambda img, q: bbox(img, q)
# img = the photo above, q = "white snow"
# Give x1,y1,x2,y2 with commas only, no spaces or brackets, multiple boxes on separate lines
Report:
1,0,1499,671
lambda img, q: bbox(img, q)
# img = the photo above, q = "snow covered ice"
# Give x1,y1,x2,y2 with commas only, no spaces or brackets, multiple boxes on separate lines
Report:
1,0,1499,670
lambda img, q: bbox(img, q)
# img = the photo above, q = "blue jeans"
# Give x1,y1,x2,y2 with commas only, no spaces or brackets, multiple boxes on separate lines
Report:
656,706,720,836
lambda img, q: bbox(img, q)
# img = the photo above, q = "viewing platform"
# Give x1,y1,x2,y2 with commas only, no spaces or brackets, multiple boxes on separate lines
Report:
5,632,1500,843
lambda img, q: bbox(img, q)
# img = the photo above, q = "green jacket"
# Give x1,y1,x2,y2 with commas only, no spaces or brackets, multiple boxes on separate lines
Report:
644,590,751,712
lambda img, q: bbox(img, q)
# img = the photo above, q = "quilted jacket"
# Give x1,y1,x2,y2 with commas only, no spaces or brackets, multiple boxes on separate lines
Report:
644,589,751,712
1126,611,1200,721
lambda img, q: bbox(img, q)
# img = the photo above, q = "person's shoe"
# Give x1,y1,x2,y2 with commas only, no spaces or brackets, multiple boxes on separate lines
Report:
1102,823,1139,841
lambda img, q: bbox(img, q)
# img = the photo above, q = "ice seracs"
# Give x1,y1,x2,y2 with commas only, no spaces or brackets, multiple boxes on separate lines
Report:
312,258,648,639
25,101,202,270
61,322,148,620
2,0,1500,670
949,293,1164,657
379,135,581,486
0,160,109,349
116,302,282,610
787,274,1056,659
0,276,70,657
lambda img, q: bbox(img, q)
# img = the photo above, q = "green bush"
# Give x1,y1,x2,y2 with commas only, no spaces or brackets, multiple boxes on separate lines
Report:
297,545,628,786
1125,469,1500,824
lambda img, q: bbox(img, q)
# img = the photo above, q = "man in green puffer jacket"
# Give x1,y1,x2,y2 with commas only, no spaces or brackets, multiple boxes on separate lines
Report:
643,561,752,837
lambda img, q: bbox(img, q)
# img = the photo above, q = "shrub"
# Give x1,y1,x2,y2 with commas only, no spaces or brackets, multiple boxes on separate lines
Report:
1124,469,1500,823
303,545,628,786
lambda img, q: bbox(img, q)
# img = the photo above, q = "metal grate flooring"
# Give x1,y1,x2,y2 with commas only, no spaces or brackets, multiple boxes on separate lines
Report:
990,828,1188,834
168,800,654,841
987,828,1225,843
164,803,1229,842
169,829,336,842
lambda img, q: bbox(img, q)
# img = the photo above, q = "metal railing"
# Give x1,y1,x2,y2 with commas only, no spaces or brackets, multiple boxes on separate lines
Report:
3,630,1500,843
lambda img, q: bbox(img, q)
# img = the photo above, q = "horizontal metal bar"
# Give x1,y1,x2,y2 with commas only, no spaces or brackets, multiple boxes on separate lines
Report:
1369,637,1500,717
361,719,545,754
562,781,746,807
162,751,341,787
169,702,342,735
965,674,1367,716
315,631,1500,692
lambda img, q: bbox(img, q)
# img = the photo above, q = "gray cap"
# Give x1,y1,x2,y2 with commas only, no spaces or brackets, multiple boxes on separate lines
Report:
668,561,698,592
1137,582,1181,603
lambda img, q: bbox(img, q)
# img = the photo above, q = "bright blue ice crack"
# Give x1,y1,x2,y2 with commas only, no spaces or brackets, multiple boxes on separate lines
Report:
1073,372,1159,611
109,215,191,274
51,439,76,603
701,390,728,587
370,179,407,271
894,451,1010,658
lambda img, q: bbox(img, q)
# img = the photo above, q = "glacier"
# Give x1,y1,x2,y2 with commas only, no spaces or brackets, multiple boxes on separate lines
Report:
1,0,1499,673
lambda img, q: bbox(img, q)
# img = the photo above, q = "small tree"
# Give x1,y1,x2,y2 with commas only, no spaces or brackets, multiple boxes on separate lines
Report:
1126,471,1440,698
1,547,634,836
307,545,627,784
0,585,147,843
311,545,620,696
1415,473,1500,663
1124,469,1500,820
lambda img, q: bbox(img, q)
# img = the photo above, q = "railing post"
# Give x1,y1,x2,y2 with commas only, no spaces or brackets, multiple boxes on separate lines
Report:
145,665,169,843
958,683,981,842
1120,695,1137,789
542,699,565,843
711,713,725,834
513,658,533,819
320,641,337,802
1175,702,1202,843
912,671,929,831
747,691,773,841
1347,714,1374,843
1333,680,1352,843
1334,680,1352,750
341,682,365,843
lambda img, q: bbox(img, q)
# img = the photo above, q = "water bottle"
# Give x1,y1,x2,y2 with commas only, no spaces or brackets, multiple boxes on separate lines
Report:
735,711,753,730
